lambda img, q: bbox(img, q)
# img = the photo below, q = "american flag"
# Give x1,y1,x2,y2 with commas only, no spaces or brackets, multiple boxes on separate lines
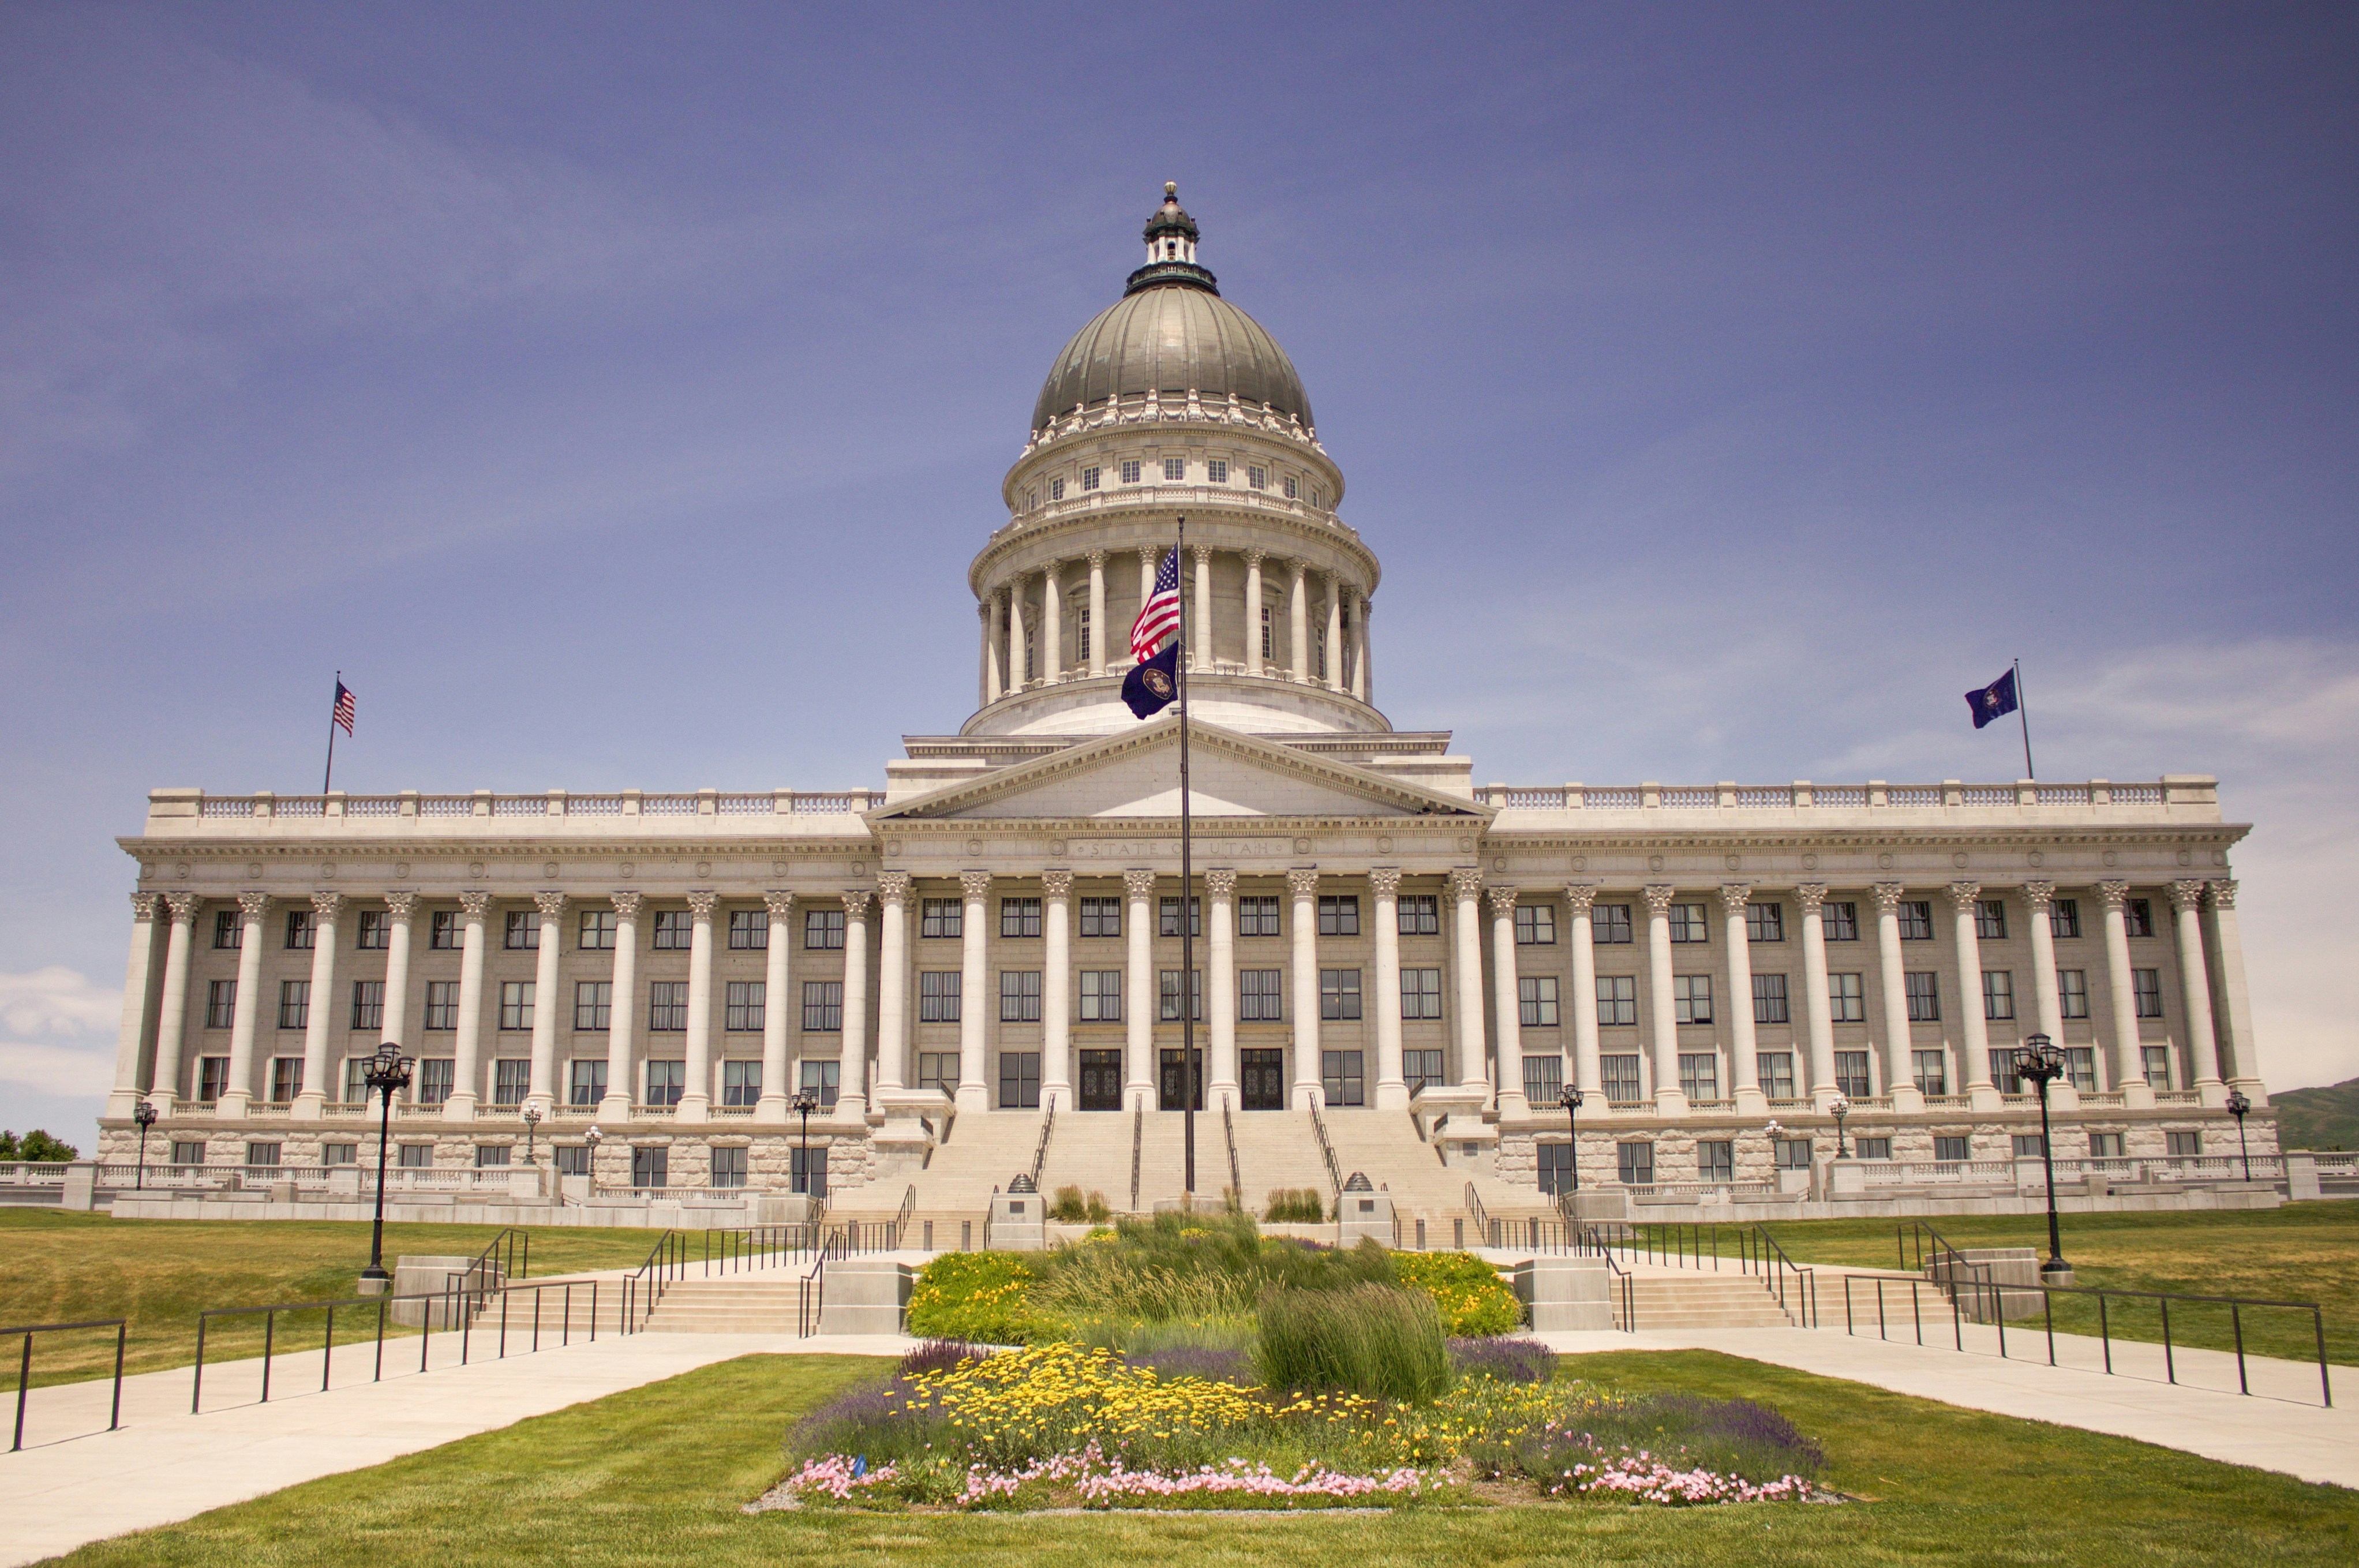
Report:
332,681,357,736
1130,546,1182,662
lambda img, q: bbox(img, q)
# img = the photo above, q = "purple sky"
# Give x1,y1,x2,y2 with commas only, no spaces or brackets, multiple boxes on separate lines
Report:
3,2,2354,1141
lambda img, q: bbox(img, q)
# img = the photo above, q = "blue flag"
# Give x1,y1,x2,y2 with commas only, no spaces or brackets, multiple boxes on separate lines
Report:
1122,639,1181,718
1967,668,2019,729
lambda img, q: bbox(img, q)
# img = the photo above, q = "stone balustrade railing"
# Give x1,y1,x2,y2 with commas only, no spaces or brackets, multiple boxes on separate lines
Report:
1471,778,2206,812
163,786,885,826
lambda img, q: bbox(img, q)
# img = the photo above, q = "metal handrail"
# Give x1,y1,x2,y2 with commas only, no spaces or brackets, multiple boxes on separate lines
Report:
1308,1103,1345,1199
8,1318,126,1451
1130,1103,1143,1213
1748,1224,1819,1328
1222,1101,1242,1204
1899,1218,2000,1316
701,1224,823,1275
797,1255,825,1337
1029,1103,1056,1191
620,1230,686,1333
1463,1182,1492,1247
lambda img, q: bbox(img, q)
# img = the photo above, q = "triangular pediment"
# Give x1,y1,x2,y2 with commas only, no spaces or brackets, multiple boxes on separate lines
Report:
872,718,1488,824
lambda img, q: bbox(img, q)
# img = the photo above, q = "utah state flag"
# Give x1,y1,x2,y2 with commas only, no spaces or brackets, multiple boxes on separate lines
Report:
1122,639,1181,718
1967,668,2019,729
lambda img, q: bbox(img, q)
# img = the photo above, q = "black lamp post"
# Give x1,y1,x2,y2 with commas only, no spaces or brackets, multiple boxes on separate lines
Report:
2226,1089,2253,1182
360,1043,414,1290
792,1091,819,1207
521,1105,541,1166
1556,1085,1584,1196
2010,1033,2072,1281
132,1101,158,1190
1830,1097,1851,1159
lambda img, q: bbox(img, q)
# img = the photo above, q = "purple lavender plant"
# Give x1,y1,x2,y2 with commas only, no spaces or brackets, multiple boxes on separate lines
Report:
1447,1337,1558,1384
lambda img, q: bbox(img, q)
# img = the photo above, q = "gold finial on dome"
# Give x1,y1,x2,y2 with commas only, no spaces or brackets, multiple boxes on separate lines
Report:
1165,181,1178,199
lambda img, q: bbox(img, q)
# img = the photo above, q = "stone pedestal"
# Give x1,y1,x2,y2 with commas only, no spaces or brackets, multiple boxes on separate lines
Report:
817,1258,912,1336
1565,1189,1628,1222
389,1255,489,1328
1338,1188,1394,1247
1828,1158,1869,1200
1514,1257,1613,1331
2286,1152,2320,1202
991,1190,1046,1251
60,1163,97,1211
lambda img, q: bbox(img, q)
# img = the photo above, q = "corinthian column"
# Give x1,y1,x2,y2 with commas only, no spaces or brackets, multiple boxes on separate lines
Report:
2097,881,2151,1105
759,890,796,1122
2204,881,2261,1094
525,891,565,1113
601,893,641,1121
1488,887,1528,1116
1564,884,1601,1098
108,893,165,1116
872,877,907,1099
220,891,270,1116
2023,881,2065,1044
1721,885,1764,1112
677,890,718,1123
1288,560,1310,682
978,600,994,708
1349,587,1370,701
150,892,203,1109
1243,550,1265,677
1122,868,1156,1109
295,891,346,1117
1449,869,1489,1095
1192,547,1213,671
985,595,1003,705
1949,884,1998,1109
838,889,873,1122
1873,885,1922,1111
446,890,491,1122
1369,869,1406,1109
1040,564,1062,683
1006,583,1028,693
1289,867,1322,1108
958,871,993,1113
1088,550,1108,676
1642,885,1684,1116
1042,869,1073,1110
1793,885,1838,1105
1324,571,1344,691
2170,880,2225,1103
1207,869,1240,1106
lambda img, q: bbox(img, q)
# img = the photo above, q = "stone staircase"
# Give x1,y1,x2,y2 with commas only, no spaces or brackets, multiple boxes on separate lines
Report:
1319,1110,1553,1226
1623,1271,1799,1330
830,1111,1044,1227
638,1271,815,1334
1226,1111,1337,1214
1039,1107,1134,1210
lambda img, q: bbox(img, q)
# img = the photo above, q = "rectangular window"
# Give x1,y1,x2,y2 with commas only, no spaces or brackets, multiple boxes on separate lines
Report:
396,1142,433,1168
1236,896,1280,937
1602,1054,1643,1104
285,910,315,950
1318,895,1361,936
922,898,963,938
804,909,844,950
644,1060,684,1107
801,1060,840,1107
728,910,769,950
575,980,612,1031
632,1146,668,1189
344,1056,369,1105
2167,1130,2201,1158
1594,903,1634,944
356,910,389,950
1518,974,1560,1027
204,978,237,1029
473,1144,510,1169
1537,1140,1574,1195
1758,1051,1796,1099
1904,971,1940,1021
1698,1140,1735,1182
416,1059,452,1105
269,1058,302,1102
647,981,687,1032
1897,901,1934,941
1320,968,1364,1020
1514,903,1555,945
1207,458,1228,484
1834,1050,1871,1098
350,979,384,1031
1080,465,1100,491
499,980,534,1031
724,980,765,1032
1119,458,1143,484
1159,896,1204,937
709,1146,747,1187
1078,970,1121,1022
2132,968,2163,1018
1596,974,1638,1026
492,1059,529,1106
2058,969,2090,1019
651,910,692,950
803,981,843,1031
276,979,310,1031
554,1145,590,1177
1982,970,2015,1021
214,910,242,949
1914,1050,1949,1097
1282,474,1298,499
1162,456,1185,481
919,971,961,1023
1260,602,1274,660
722,1061,762,1107
1523,1054,1563,1105
789,1144,827,1197
2084,1131,2124,1159
2144,1043,2173,1088
1830,972,1865,1023
1934,1135,1969,1163
998,1051,1042,1109
1401,967,1443,1020
2051,898,2082,939
1617,1142,1656,1185
1397,894,1440,935
1746,904,1784,942
578,909,616,950
196,1056,230,1102
1678,1052,1721,1101
2012,1133,2047,1159
323,1142,357,1166
999,970,1043,1023
1774,1137,1813,1170
2065,1046,2096,1091
1161,970,1205,1023
1672,974,1713,1025
1823,902,1859,941
1667,903,1709,942
570,1059,606,1106
1248,463,1267,489
504,910,539,950
248,1142,282,1169
2125,899,2154,938
1991,1049,2024,1094
1855,1136,1892,1161
999,897,1042,938
1320,1049,1365,1107
1752,973,1790,1024
1238,968,1282,1022
1403,1048,1445,1095
916,1052,954,1092
1975,899,2008,941
1077,897,1121,938
1050,476,1066,501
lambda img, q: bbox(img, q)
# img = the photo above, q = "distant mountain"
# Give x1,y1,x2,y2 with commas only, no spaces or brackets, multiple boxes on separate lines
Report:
2271,1078,2359,1152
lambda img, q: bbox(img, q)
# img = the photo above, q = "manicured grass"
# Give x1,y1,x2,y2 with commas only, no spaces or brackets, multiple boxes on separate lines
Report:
0,1210,705,1386
38,1350,2359,1566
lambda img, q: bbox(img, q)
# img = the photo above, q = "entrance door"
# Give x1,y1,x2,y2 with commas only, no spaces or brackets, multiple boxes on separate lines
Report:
1158,1049,1204,1111
1240,1048,1285,1110
1078,1050,1124,1111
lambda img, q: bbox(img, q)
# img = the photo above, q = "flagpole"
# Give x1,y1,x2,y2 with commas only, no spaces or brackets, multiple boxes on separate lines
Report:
2014,658,2035,780
323,670,341,795
1176,519,1196,1204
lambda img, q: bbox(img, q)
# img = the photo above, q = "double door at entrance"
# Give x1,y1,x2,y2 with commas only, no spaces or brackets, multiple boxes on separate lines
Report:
1070,1046,1343,1112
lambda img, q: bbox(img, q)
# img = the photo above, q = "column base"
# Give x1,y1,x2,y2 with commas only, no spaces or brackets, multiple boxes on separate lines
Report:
596,1093,632,1127
1653,1087,1690,1119
673,1094,710,1125
1810,1086,1843,1110
1374,1079,1410,1110
954,1083,991,1115
2227,1076,2270,1108
752,1092,790,1125
104,1089,143,1118
2051,1082,2081,1112
1495,1090,1532,1121
831,1094,871,1125
1889,1084,1925,1114
440,1094,476,1123
1732,1087,1770,1115
1967,1083,2004,1112
2195,1077,2228,1109
1290,1084,1325,1111
2122,1079,2156,1110
218,1091,253,1118
291,1092,327,1120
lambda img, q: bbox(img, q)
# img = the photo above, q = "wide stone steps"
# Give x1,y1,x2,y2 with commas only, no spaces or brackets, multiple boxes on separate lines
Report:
638,1276,814,1333
1226,1111,1337,1213
1319,1110,1553,1222
831,1111,1045,1224
1624,1275,1796,1329
1038,1108,1135,1210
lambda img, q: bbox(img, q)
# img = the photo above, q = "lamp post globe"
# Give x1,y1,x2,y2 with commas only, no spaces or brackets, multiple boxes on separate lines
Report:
2225,1088,2253,1182
522,1105,541,1166
360,1043,415,1289
1829,1098,1850,1159
132,1099,158,1191
1556,1086,1583,1197
2009,1032,2072,1282
791,1091,820,1211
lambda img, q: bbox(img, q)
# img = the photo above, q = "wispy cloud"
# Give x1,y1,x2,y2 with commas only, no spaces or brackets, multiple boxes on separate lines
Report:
0,967,119,1100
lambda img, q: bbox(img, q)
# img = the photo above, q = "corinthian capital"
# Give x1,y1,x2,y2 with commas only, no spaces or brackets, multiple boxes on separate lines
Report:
840,888,874,918
762,889,795,920
533,890,568,922
2096,880,2130,911
685,890,720,920
1447,868,1484,904
1792,883,1826,913
1206,867,1238,898
2206,879,2238,911
1485,885,1519,918
309,890,346,924
2021,880,2055,910
1562,882,1598,915
2169,879,2205,915
610,890,644,919
1870,882,1905,915
1123,867,1157,900
1366,866,1401,899
877,871,911,907
457,890,493,919
165,890,204,924
962,869,997,901
1039,869,1072,899
381,889,419,923
1717,883,1754,916
1287,867,1321,900
129,891,164,922
237,890,272,923
1642,885,1677,916
1945,881,1982,914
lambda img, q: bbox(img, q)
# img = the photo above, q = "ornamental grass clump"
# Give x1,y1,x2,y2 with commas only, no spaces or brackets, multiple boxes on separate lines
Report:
1255,1283,1450,1402
1264,1188,1325,1222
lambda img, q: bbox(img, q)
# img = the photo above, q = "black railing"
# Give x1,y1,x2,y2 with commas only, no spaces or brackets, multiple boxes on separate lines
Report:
1130,1103,1143,1213
1583,1221,1818,1327
797,1255,825,1337
1222,1101,1243,1204
701,1225,822,1276
1309,1105,1345,1199
1898,1219,1998,1304
1840,1273,2332,1407
620,1230,688,1333
9,1318,126,1451
1029,1103,1057,1192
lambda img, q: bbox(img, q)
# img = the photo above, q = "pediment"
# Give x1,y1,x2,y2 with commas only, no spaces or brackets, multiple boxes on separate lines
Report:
873,718,1487,824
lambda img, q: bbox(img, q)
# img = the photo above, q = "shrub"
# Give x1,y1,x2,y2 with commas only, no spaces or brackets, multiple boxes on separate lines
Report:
1085,1191,1111,1223
1048,1185,1088,1223
906,1252,1043,1344
1448,1336,1557,1384
1264,1188,1325,1223
1390,1251,1523,1335
1255,1283,1450,1403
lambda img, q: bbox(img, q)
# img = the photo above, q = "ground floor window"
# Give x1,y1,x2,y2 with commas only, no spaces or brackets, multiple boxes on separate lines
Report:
416,1058,453,1105
555,1145,591,1176
1834,1050,1871,1098
493,1058,529,1106
916,1052,954,1093
1239,1048,1283,1110
246,1142,280,1167
1320,1049,1364,1107
197,1057,230,1102
632,1146,668,1189
712,1147,747,1188
1697,1140,1734,1182
1537,1140,1573,1195
2089,1132,2124,1159
1933,1135,1969,1162
1616,1142,1654,1185
791,1145,827,1198
1677,1052,1719,1102
171,1142,205,1165
1757,1051,1795,1099
800,1060,840,1108
323,1143,357,1166
1079,1049,1123,1111
270,1057,303,1103
1990,1050,2023,1094
722,1060,762,1106
343,1057,370,1105
477,1144,511,1169
2066,1047,2096,1091
1854,1136,1892,1160
571,1060,606,1105
1773,1137,1812,1169
397,1143,432,1167
2167,1130,2201,1157
2143,1045,2173,1089
646,1060,684,1106
2012,1133,2046,1158
1000,1051,1041,1109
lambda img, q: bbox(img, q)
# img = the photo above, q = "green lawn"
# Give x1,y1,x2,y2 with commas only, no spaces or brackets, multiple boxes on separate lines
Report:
1619,1203,2359,1366
0,1210,713,1387
34,1349,2357,1565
